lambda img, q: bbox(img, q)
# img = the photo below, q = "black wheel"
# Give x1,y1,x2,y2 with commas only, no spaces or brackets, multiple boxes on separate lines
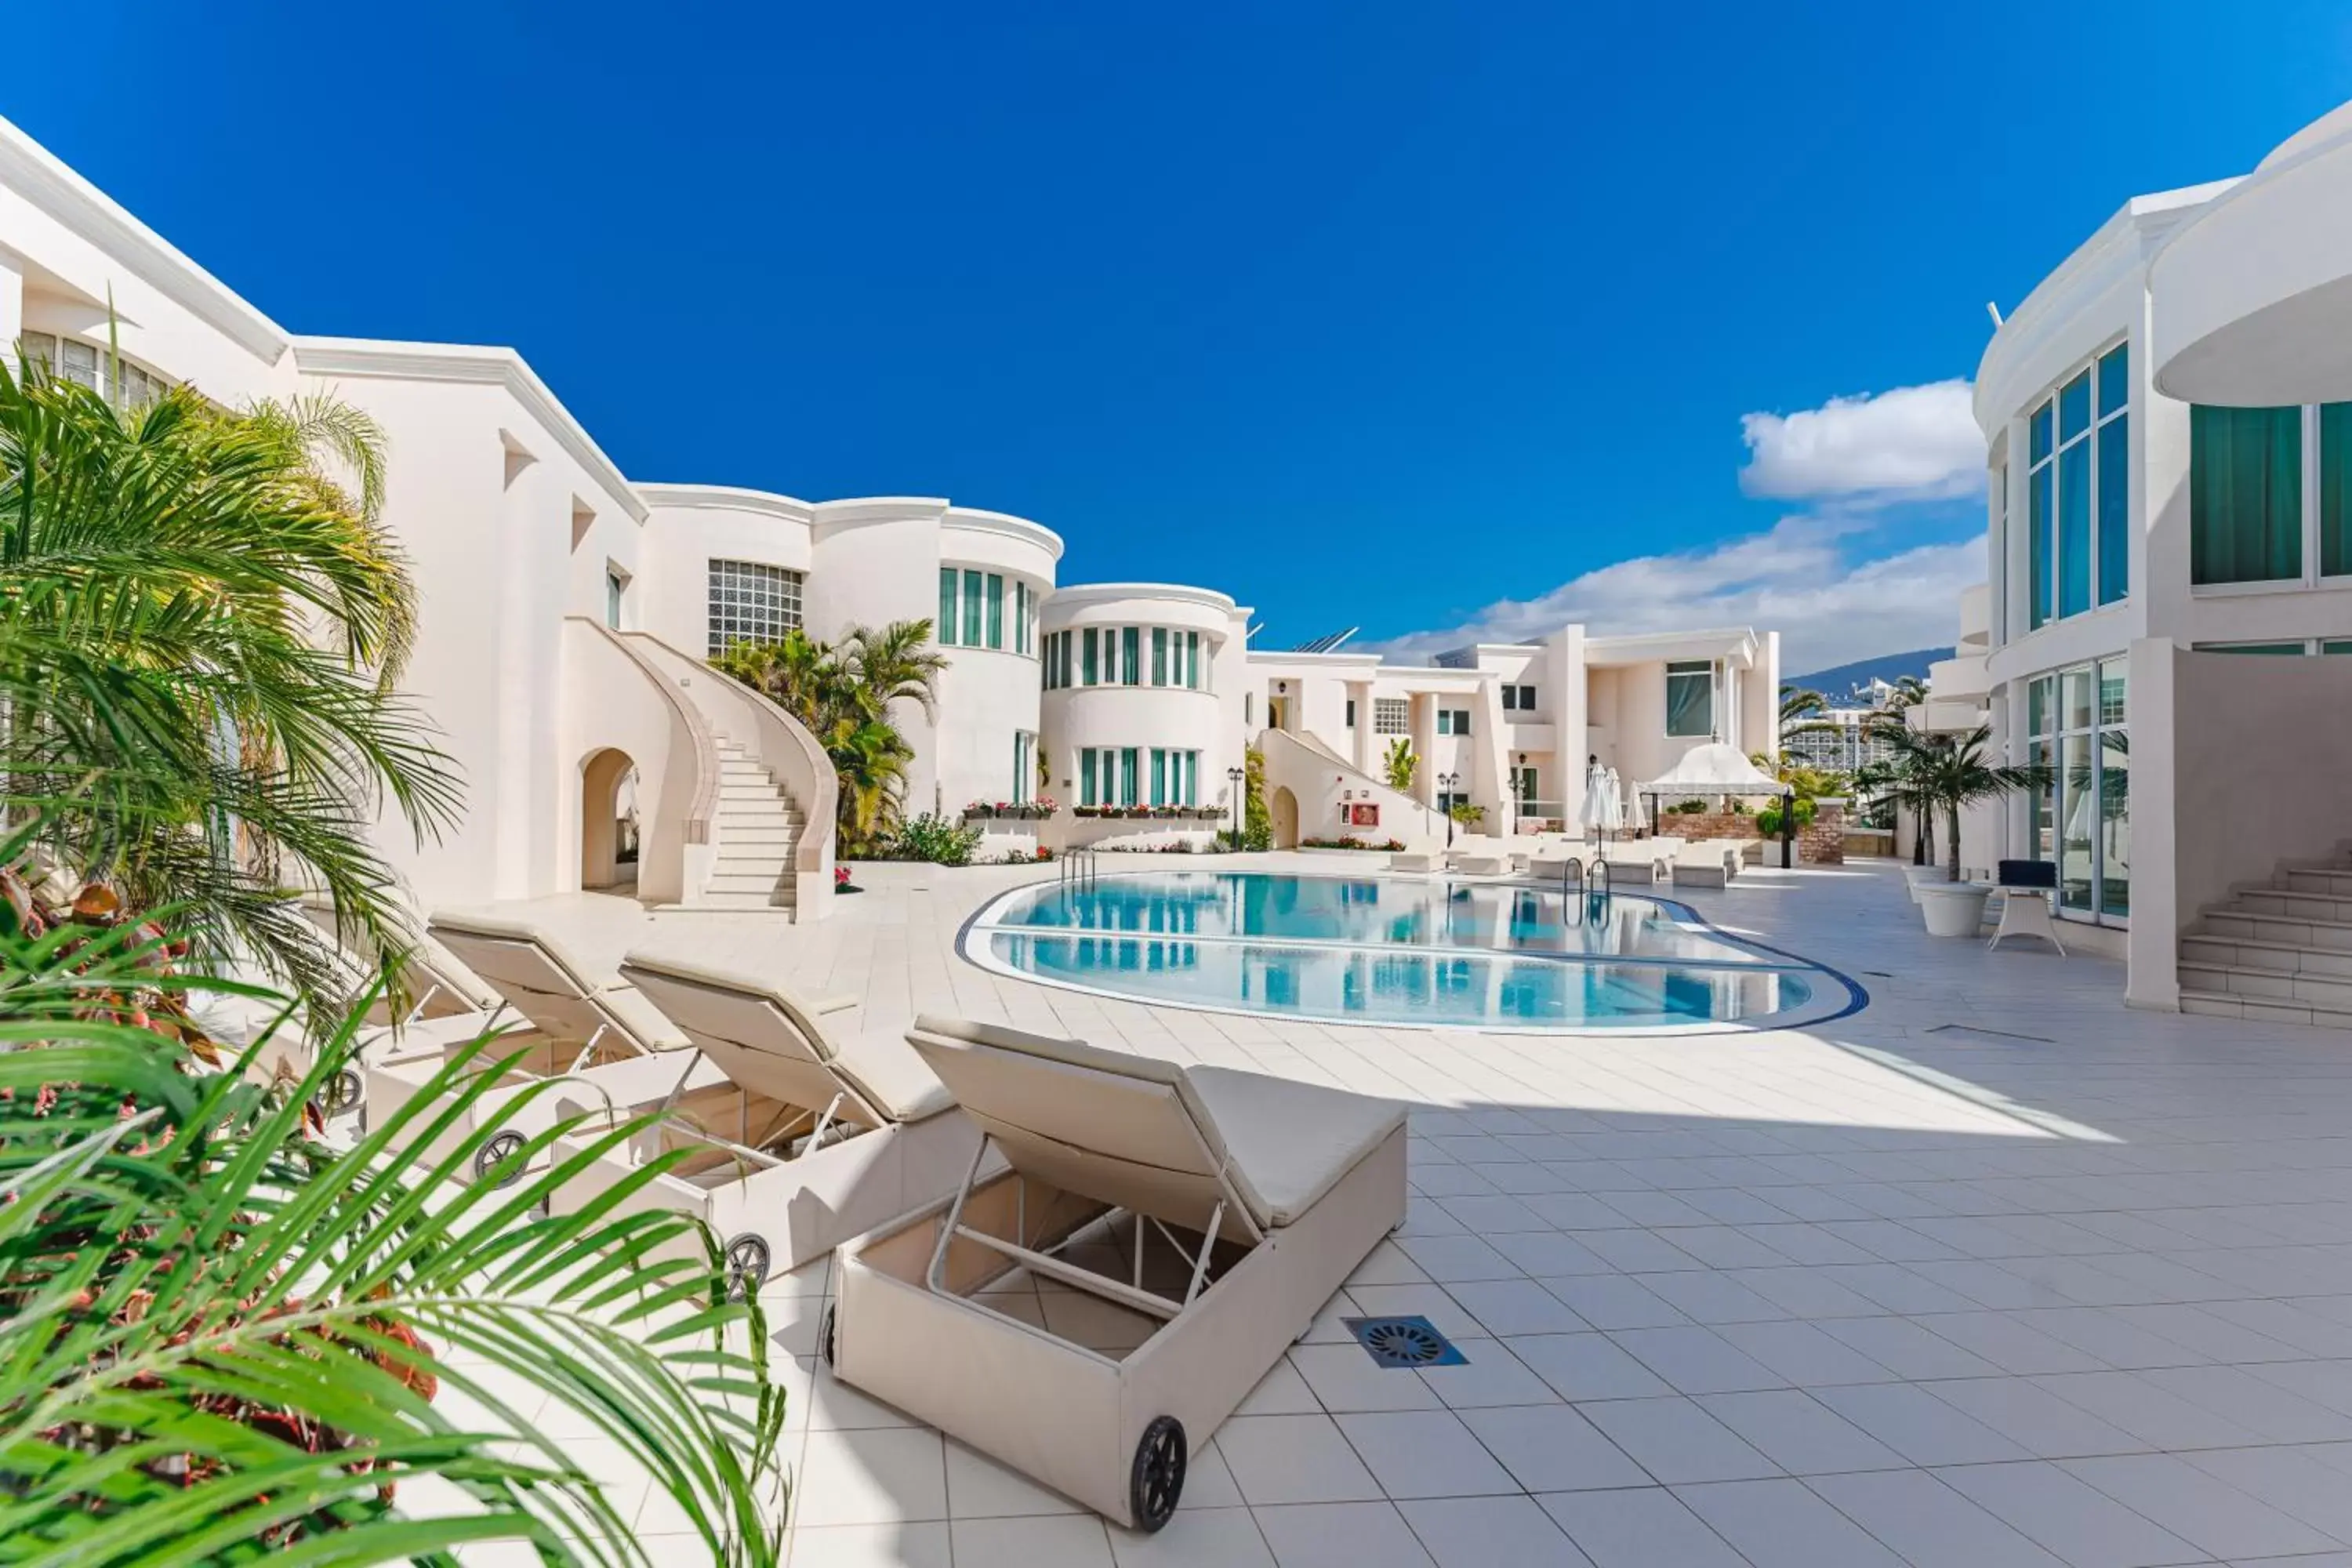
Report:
1128,1415,1186,1533
818,1302,838,1367
474,1131,528,1187
322,1068,364,1120
723,1232,772,1303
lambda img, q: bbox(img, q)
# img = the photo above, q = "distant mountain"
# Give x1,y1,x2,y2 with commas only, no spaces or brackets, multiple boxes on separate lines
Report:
1787,647,1944,705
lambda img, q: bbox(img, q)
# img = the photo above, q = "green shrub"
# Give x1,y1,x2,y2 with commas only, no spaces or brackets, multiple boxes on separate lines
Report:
891,812,984,866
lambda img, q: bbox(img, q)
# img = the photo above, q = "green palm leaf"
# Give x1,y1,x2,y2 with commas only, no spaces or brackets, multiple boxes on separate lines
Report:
0,921,786,1568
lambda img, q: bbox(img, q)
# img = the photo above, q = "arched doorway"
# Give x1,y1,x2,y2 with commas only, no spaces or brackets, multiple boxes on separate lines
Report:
1270,786,1300,849
580,748,641,892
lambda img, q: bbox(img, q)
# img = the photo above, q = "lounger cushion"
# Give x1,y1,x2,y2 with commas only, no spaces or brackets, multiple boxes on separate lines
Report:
908,1016,1224,1168
1186,1066,1406,1228
623,953,953,1123
593,982,693,1053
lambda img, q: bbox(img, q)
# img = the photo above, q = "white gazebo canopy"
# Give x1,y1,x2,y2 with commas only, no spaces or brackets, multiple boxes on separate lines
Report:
1639,742,1786,797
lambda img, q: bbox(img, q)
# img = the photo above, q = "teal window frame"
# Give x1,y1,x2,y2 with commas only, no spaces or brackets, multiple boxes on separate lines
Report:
1152,627,1168,686
1082,628,1098,685
938,568,959,644
962,571,984,649
1121,627,1142,687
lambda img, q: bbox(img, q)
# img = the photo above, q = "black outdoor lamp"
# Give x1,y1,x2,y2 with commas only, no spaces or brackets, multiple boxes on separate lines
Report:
1779,784,1796,870
1437,771,1461,847
1227,764,1247,848
1512,753,1527,824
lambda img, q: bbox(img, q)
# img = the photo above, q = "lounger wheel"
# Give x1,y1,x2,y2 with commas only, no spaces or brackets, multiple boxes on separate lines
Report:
1129,1415,1186,1534
474,1131,528,1187
322,1068,364,1120
723,1232,771,1303
818,1303,837,1367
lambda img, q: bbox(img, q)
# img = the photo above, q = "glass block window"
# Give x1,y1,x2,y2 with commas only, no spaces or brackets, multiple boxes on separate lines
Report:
1373,699,1410,735
706,558,804,655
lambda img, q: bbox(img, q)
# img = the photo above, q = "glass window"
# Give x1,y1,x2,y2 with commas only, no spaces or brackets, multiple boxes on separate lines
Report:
1121,627,1141,686
16,331,56,372
1150,748,1167,807
2059,441,2091,617
962,571,984,648
2190,404,2303,584
2324,402,2352,578
1082,627,1098,684
2097,412,2129,604
2199,641,2309,655
1518,684,1535,709
2029,463,2053,629
1345,699,1356,728
1152,627,1168,686
707,559,804,655
2058,370,2092,444
1664,660,1713,737
2098,343,2129,417
60,338,98,390
1080,748,1098,807
2326,641,2352,655
1436,710,1450,736
2028,660,2129,925
1373,699,1409,735
984,574,1004,649
1120,747,1138,806
1185,630,1201,688
606,571,624,630
2060,733,2095,914
2027,346,2129,629
938,568,958,645
1501,686,1516,710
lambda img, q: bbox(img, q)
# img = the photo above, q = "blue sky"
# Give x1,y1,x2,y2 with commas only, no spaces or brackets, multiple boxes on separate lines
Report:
12,3,2352,671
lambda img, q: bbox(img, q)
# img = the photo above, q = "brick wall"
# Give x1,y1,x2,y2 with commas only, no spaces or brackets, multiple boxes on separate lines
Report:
1799,799,1846,866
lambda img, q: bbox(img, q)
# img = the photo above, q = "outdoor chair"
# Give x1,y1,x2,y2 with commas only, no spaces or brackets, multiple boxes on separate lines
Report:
1599,836,1682,884
540,952,984,1294
1388,851,1443,873
362,912,726,1185
1669,841,1743,889
1988,859,2066,954
829,1016,1406,1533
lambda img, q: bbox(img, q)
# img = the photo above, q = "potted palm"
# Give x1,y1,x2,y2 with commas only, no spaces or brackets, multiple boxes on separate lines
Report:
1867,723,2051,937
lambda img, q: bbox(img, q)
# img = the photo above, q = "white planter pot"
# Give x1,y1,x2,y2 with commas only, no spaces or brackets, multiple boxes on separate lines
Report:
1915,883,1991,938
1902,865,1951,904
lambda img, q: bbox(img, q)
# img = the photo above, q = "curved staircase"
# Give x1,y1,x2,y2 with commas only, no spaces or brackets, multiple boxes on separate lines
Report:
702,735,810,910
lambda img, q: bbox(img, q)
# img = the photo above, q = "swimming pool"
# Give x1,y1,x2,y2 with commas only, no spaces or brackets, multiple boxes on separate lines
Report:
963,870,1858,1033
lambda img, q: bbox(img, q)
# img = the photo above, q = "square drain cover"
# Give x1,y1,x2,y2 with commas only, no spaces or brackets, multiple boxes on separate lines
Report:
1344,1315,1467,1369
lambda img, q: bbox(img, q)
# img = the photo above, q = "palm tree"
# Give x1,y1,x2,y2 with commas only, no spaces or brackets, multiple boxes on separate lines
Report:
1778,685,1831,730
0,356,460,1007
713,619,946,854
0,877,785,1564
1865,723,2049,881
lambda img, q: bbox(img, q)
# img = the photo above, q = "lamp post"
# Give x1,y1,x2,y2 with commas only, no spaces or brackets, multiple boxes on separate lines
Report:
1511,753,1527,829
1227,765,1247,850
1436,770,1461,848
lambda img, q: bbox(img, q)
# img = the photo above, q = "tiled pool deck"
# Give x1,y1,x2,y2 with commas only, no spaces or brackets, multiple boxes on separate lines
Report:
452,855,2352,1567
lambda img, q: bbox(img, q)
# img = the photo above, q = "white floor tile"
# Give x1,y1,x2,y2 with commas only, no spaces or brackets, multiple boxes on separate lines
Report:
785,1522,953,1566
1930,1460,2208,1568
1457,1404,1651,1493
2061,1453,2341,1561
1508,1333,1675,1401
793,1427,948,1528
1106,1507,1275,1567
1806,1468,2067,1568
1576,1396,1780,1485
1253,1501,1437,1568
1537,1486,1747,1568
1289,1342,1443,1413
1694,1390,1908,1475
1812,1381,2034,1466
1333,1410,1519,1500
946,1439,1086,1519
1212,1415,1385,1506
1396,1495,1595,1567
942,1514,1114,1567
1672,1477,1907,1568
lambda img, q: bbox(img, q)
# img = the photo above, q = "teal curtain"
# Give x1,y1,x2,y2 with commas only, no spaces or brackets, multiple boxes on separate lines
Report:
2096,415,2129,604
938,568,958,644
2190,405,2302,584
2323,402,2352,577
1664,665,1711,737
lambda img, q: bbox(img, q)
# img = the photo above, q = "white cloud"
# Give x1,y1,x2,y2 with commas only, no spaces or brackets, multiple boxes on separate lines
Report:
1740,379,1984,502
1375,514,1984,674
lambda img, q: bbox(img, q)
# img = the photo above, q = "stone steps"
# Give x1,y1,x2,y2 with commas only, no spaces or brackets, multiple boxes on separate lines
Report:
2183,844,2352,1029
701,731,801,912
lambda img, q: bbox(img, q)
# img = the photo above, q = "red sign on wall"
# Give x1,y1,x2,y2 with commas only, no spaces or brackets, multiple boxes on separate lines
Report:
1347,802,1381,828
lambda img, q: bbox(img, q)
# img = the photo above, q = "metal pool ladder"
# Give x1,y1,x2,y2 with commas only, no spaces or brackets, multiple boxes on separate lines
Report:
1059,846,1100,895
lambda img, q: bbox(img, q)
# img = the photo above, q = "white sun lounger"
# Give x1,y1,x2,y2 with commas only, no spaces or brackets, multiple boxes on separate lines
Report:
539,952,985,1294
361,912,724,1185
1388,851,1443,873
1670,841,1744,888
831,1017,1406,1532
1599,837,1680,884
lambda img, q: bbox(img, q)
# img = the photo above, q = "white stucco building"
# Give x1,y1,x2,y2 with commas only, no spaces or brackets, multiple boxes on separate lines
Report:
1969,98,2352,1020
0,112,1779,920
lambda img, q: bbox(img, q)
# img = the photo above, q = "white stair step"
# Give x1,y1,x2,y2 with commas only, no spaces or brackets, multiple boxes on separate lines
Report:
2230,885,2352,921
2180,985,2352,1030
2282,869,2352,896
715,853,792,877
2181,934,2352,978
2178,960,2352,1010
2197,909,2352,951
694,891,795,911
703,871,789,895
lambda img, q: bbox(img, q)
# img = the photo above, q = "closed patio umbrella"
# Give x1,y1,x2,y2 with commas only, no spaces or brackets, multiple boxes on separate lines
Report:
1579,761,1610,835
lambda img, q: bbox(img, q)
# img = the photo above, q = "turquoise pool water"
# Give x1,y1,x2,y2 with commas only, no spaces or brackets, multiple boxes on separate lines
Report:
964,871,1848,1031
